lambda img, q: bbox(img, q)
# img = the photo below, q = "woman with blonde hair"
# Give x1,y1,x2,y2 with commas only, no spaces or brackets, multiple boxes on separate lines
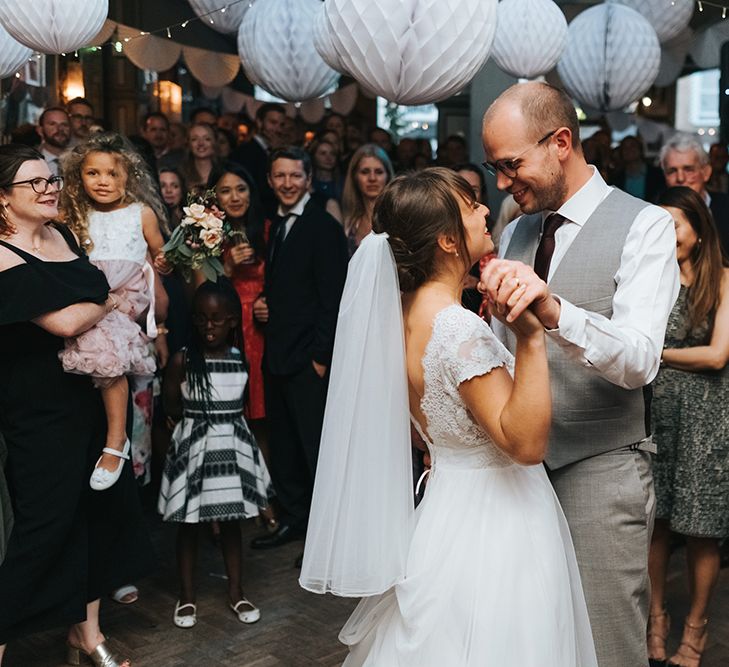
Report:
341,143,393,255
647,186,729,667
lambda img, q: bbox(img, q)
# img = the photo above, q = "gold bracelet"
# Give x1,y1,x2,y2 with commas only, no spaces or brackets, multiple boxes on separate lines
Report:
156,325,169,335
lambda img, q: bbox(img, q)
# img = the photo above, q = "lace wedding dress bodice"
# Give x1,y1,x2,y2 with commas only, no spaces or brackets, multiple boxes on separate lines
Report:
420,305,515,470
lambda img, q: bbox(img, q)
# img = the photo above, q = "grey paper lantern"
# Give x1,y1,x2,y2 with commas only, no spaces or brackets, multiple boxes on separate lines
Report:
237,0,339,101
614,0,694,44
322,0,498,105
557,3,660,112
491,0,567,79
188,0,250,36
0,23,32,79
0,0,108,54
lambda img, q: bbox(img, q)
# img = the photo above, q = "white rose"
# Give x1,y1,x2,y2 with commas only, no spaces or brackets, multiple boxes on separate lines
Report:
180,216,196,227
203,213,223,230
183,203,206,220
200,228,223,249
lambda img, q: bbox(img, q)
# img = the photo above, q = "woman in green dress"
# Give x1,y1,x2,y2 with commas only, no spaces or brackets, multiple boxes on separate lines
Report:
647,186,729,667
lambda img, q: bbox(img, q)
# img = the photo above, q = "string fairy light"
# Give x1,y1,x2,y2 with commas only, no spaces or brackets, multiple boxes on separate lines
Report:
694,0,729,17
91,0,251,54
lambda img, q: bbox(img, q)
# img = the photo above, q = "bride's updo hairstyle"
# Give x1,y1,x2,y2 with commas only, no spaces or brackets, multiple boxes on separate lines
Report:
373,167,475,292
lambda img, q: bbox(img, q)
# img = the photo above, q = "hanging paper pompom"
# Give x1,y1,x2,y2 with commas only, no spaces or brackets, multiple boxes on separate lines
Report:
0,23,33,79
491,0,567,79
557,3,660,112
237,0,339,101
312,1,349,75
614,0,694,44
188,0,250,36
0,0,108,54
320,0,498,105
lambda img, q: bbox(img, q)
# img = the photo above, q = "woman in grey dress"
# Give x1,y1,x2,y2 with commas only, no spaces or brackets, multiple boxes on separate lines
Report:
647,186,729,667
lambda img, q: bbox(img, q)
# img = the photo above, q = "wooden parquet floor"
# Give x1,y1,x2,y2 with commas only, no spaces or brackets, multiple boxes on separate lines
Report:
4,488,729,667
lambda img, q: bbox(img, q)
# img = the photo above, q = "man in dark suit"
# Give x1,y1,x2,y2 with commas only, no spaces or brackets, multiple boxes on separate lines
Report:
250,147,348,550
230,103,287,218
660,134,729,255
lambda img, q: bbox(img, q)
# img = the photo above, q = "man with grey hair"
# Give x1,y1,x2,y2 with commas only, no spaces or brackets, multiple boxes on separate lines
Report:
660,133,729,253
481,81,679,667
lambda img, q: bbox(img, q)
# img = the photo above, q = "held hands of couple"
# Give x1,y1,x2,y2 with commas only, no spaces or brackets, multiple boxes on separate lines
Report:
478,259,561,333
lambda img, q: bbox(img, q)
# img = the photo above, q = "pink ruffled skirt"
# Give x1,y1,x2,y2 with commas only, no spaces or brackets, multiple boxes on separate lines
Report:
59,259,156,385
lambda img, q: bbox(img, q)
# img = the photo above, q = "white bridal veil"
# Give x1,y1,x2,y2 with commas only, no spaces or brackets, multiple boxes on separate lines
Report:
299,232,414,597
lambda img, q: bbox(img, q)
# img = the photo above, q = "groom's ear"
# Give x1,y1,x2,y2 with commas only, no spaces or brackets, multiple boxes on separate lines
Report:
436,233,459,256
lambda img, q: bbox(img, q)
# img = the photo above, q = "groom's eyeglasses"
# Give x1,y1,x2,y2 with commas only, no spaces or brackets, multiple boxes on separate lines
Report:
483,130,558,179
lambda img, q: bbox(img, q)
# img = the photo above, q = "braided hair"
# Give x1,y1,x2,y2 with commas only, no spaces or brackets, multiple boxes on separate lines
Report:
186,279,246,418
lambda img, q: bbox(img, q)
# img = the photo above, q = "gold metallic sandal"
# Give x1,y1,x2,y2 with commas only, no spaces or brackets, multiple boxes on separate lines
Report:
66,640,130,667
668,618,708,667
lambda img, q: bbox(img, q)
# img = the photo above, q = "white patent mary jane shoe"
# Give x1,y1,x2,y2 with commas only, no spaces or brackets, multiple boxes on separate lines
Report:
89,439,131,491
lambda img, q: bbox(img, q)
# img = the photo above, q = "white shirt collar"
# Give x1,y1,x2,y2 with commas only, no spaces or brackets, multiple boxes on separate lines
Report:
254,134,269,152
703,190,712,207
542,165,611,228
277,191,311,218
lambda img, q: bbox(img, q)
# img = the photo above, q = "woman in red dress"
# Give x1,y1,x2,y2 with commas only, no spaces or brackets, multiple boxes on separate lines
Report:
215,165,269,421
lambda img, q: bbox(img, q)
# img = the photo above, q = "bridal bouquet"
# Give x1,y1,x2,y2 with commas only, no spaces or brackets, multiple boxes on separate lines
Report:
162,189,238,282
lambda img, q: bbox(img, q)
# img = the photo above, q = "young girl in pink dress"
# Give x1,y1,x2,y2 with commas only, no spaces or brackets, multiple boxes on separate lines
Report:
59,133,169,490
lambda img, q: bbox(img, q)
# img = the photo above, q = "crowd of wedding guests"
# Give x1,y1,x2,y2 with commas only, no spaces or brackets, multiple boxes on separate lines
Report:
0,95,728,666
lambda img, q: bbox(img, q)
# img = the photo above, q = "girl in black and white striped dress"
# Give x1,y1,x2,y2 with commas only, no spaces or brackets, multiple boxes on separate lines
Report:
159,281,271,628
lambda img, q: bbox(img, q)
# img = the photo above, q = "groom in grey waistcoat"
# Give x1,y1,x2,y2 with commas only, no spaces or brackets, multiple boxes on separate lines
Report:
481,83,679,667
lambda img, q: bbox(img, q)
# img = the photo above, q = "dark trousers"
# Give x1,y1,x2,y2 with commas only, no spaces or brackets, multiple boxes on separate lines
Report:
265,364,328,530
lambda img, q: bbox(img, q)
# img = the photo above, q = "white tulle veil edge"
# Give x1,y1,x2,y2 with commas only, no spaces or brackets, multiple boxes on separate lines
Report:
299,231,414,597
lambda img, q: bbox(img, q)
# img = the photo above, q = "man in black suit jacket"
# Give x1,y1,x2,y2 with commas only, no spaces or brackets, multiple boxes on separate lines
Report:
250,147,348,550
230,103,286,218
660,134,729,254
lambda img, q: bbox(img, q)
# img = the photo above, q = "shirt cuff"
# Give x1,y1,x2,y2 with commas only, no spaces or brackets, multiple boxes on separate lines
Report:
545,296,584,348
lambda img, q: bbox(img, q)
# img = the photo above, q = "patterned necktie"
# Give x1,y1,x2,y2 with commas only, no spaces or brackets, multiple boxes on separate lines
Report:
534,213,566,282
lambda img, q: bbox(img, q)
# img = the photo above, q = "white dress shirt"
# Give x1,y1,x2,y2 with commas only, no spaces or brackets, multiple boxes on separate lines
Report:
277,192,311,239
40,146,63,176
496,167,680,390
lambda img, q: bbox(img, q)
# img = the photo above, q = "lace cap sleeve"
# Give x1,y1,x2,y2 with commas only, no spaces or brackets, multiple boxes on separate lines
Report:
437,307,514,387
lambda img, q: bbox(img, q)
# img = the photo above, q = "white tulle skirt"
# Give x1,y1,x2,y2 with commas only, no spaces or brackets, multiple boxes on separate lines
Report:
339,460,598,667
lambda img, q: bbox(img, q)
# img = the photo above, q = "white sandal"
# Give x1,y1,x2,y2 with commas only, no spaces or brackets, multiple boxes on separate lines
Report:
230,598,260,624
110,585,138,605
90,439,130,491
173,601,197,628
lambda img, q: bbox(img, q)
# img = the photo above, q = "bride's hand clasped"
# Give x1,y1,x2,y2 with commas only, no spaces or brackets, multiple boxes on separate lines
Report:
479,259,561,330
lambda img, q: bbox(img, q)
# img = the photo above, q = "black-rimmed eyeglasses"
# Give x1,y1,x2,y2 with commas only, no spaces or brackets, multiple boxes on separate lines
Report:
483,130,558,179
8,176,64,194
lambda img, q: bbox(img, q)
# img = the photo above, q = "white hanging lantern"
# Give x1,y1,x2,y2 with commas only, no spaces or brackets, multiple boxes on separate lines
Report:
312,1,348,75
0,0,108,54
491,0,567,79
237,0,339,102
557,3,660,112
0,23,32,79
613,0,693,44
322,0,498,105
654,28,693,88
188,0,249,36
691,22,729,70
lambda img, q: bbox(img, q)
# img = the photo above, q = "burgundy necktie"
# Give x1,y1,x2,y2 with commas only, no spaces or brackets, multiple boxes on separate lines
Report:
534,213,566,282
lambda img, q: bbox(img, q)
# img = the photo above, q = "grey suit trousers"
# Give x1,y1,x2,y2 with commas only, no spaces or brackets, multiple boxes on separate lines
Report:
548,449,655,667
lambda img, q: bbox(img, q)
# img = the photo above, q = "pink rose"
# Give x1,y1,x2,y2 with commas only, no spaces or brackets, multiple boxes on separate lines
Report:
200,227,223,249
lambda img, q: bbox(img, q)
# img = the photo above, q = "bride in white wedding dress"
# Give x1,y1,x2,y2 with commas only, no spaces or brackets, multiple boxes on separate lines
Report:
300,168,597,666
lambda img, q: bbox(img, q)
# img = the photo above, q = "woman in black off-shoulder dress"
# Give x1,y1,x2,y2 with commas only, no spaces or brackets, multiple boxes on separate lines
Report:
0,145,153,667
